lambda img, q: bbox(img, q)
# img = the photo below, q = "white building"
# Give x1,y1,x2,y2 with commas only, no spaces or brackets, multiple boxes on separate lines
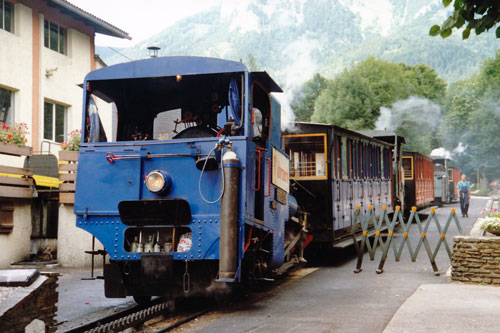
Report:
0,0,129,268
0,0,129,153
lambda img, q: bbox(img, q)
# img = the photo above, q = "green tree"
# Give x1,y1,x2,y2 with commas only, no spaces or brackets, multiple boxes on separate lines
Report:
400,63,447,102
430,0,500,39
290,73,329,122
353,57,413,110
312,70,377,130
440,50,500,180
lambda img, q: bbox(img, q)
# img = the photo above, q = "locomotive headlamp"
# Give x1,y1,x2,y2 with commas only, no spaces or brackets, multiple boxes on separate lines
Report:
146,170,171,194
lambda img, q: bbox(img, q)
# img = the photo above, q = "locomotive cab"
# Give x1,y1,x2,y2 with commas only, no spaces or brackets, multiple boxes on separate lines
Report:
75,57,292,302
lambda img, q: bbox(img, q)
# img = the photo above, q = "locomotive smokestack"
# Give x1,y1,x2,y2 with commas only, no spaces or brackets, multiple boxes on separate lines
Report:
219,149,240,280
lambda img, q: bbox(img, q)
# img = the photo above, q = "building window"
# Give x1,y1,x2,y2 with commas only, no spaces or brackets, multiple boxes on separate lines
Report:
0,0,13,33
0,87,14,123
44,19,66,54
44,101,66,143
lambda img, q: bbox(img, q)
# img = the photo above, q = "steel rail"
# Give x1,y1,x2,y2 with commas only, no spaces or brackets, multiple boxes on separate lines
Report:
155,308,212,332
64,298,171,333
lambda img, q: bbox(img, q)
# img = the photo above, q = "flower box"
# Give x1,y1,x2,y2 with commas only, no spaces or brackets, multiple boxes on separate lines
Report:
0,142,32,157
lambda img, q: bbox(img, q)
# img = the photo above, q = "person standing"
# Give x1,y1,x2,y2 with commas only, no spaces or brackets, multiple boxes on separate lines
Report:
457,174,471,217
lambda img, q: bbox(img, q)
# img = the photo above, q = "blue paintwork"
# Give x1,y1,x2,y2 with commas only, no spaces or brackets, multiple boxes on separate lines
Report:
75,56,289,282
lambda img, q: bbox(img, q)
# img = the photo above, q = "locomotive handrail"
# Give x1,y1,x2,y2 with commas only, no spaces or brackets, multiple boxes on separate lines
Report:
264,157,272,197
253,147,266,192
105,152,199,163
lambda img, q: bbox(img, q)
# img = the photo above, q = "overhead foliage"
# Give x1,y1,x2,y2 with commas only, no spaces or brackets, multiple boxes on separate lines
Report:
441,50,500,178
311,70,376,129
290,74,328,122
305,58,446,132
430,0,500,39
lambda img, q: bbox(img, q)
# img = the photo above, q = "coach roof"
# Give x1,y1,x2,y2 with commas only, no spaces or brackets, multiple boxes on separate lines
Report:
85,56,249,81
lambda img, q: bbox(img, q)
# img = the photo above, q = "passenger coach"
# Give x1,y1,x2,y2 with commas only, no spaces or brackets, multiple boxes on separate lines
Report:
283,123,399,245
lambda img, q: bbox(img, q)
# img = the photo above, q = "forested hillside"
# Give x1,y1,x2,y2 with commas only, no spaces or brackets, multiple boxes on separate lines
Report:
97,0,498,84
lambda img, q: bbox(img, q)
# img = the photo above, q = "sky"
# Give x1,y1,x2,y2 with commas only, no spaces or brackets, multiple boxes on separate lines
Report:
68,0,220,47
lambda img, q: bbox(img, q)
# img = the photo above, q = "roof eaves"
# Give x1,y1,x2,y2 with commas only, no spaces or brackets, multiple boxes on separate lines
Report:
50,0,131,39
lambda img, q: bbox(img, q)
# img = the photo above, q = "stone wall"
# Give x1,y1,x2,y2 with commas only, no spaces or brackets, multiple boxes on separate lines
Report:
451,236,500,284
0,273,58,332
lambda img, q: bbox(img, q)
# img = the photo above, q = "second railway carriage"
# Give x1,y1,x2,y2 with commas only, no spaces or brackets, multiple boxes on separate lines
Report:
448,165,461,201
402,151,434,210
282,123,397,245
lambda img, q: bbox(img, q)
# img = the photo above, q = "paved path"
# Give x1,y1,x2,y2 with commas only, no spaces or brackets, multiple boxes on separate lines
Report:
182,196,486,332
51,196,488,332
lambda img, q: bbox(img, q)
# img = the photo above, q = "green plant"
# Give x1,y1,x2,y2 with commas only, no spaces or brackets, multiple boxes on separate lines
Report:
60,129,81,151
0,122,28,146
479,216,500,234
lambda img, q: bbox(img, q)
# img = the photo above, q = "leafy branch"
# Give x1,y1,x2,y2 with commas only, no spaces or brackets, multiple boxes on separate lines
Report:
430,0,500,39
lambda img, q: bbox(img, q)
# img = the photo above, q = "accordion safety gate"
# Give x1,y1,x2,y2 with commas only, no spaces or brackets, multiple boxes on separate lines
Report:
351,205,465,274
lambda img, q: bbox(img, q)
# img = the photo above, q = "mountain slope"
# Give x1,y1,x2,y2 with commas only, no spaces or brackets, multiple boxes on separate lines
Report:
96,0,499,84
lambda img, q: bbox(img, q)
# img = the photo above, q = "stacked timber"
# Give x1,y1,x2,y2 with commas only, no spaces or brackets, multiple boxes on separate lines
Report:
58,150,78,204
0,142,33,234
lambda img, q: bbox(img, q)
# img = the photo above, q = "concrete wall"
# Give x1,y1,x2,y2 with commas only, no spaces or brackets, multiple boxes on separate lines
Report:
0,2,113,155
0,200,32,268
451,236,500,284
0,3,33,135
57,204,106,267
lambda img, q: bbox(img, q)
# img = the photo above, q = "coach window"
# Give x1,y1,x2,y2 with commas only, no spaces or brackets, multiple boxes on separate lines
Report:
402,156,413,180
282,133,327,180
340,137,347,179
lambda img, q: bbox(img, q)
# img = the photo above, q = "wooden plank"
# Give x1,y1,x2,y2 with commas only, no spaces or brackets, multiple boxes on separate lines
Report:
59,150,79,162
0,176,34,187
59,192,75,204
59,183,75,192
0,142,32,157
59,164,78,172
59,173,76,181
0,165,33,176
0,185,32,198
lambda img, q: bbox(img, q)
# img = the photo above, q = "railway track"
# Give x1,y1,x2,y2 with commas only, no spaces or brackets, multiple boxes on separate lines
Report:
64,297,174,333
63,296,216,333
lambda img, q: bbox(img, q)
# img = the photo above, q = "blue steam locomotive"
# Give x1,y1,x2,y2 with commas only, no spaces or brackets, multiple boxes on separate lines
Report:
75,56,300,302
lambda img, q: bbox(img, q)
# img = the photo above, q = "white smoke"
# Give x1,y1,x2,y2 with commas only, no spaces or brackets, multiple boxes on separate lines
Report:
430,147,452,159
453,142,467,154
431,142,467,160
375,96,441,131
276,37,321,131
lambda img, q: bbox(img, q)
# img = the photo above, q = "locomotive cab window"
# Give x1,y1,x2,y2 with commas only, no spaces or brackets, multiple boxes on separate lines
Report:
282,134,327,180
84,72,244,142
251,82,270,143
